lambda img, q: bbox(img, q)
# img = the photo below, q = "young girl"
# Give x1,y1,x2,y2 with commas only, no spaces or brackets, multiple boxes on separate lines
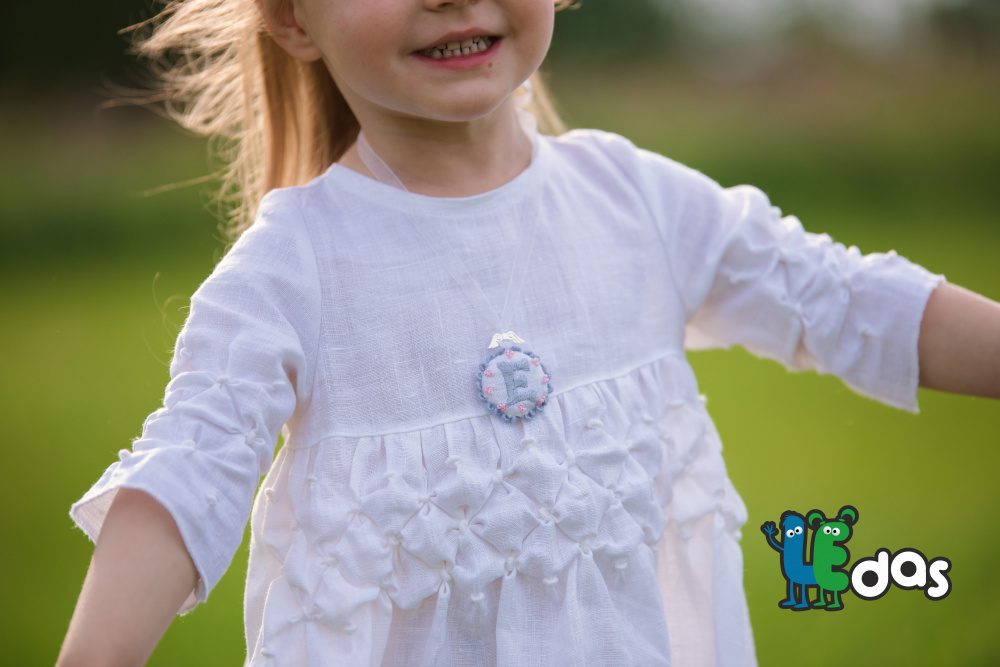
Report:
58,0,1000,665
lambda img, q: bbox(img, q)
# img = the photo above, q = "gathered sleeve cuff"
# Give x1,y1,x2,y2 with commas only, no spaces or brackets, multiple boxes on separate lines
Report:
70,190,321,611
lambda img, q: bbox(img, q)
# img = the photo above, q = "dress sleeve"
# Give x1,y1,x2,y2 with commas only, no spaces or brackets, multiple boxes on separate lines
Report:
70,190,321,611
595,130,944,412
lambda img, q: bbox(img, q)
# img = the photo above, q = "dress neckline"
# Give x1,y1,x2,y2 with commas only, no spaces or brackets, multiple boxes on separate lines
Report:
324,128,548,217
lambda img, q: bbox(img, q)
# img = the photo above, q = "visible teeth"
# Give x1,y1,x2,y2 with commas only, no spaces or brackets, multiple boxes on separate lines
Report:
421,36,493,59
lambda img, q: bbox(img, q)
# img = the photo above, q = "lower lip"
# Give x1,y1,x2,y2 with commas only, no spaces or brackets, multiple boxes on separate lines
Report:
412,38,502,71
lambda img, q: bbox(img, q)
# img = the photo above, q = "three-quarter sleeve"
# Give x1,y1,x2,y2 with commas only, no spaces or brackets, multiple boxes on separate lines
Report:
595,130,944,412
675,183,943,411
70,191,321,611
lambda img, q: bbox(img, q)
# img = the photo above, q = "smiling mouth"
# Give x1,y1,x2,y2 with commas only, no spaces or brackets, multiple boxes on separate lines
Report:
418,36,495,59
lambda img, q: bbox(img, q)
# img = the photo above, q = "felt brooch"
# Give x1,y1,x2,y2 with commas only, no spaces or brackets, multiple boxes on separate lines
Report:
476,346,552,422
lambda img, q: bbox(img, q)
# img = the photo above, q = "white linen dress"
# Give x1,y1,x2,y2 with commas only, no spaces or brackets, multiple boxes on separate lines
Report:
71,128,943,666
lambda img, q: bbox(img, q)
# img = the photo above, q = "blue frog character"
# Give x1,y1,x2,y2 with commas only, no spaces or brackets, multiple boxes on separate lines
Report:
761,511,816,610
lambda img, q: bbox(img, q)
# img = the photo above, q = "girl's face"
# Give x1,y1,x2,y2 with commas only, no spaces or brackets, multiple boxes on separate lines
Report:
285,0,555,127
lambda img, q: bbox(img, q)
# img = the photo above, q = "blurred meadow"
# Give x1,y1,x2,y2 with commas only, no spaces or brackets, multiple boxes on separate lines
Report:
2,0,999,665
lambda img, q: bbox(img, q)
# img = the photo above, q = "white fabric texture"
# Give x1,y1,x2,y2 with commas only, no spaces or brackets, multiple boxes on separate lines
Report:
71,128,943,666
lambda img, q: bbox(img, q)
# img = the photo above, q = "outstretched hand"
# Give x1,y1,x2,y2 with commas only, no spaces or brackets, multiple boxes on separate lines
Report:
761,521,777,537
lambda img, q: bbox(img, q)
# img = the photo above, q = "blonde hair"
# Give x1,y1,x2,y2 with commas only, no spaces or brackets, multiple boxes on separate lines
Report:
130,0,573,240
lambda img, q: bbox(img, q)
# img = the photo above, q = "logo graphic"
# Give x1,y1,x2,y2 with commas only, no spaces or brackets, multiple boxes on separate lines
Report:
761,505,951,611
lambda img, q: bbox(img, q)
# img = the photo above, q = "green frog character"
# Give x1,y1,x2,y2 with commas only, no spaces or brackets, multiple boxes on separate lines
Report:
806,505,858,611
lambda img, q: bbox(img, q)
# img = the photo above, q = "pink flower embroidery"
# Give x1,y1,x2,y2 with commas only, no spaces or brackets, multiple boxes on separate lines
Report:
498,402,507,411
484,368,494,377
531,358,540,366
536,396,546,406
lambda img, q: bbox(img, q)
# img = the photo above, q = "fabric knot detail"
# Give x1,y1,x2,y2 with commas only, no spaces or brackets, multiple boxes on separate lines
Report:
348,504,363,519
586,418,604,430
261,647,274,658
381,471,396,481
418,493,432,505
505,552,519,574
543,575,559,587
457,519,470,535
216,375,229,386
860,326,873,338
538,505,554,524
306,475,317,485
264,488,276,502
521,437,536,449
699,394,708,405
439,564,453,583
578,538,593,556
446,454,461,468
178,347,192,360
615,558,628,572
564,449,577,467
492,470,505,485
321,556,339,569
271,380,286,390
887,249,898,258
117,449,131,461
470,591,485,603
641,413,655,424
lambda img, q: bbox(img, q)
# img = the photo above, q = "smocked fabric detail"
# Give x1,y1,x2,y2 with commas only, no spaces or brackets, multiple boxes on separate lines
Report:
243,354,743,664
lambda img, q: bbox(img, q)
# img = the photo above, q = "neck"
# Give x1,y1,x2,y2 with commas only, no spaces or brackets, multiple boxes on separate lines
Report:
340,99,533,198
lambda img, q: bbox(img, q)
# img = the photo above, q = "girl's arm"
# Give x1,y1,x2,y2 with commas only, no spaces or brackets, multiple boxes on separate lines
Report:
57,489,197,667
919,282,1000,399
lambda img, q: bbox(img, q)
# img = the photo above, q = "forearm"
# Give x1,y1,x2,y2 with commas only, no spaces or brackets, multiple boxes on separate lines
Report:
918,281,1000,399
57,489,198,667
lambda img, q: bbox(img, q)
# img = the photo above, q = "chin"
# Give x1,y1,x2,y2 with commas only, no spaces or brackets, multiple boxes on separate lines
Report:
424,92,518,124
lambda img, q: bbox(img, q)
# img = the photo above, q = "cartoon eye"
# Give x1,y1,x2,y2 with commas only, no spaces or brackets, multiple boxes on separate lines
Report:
794,526,803,535
832,527,840,536
786,529,795,538
823,526,832,535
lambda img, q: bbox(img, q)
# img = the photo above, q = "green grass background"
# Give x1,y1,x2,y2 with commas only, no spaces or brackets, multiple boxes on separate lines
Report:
1,58,998,665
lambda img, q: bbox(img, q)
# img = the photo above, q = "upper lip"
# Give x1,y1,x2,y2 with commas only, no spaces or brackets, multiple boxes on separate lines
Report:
416,28,497,52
